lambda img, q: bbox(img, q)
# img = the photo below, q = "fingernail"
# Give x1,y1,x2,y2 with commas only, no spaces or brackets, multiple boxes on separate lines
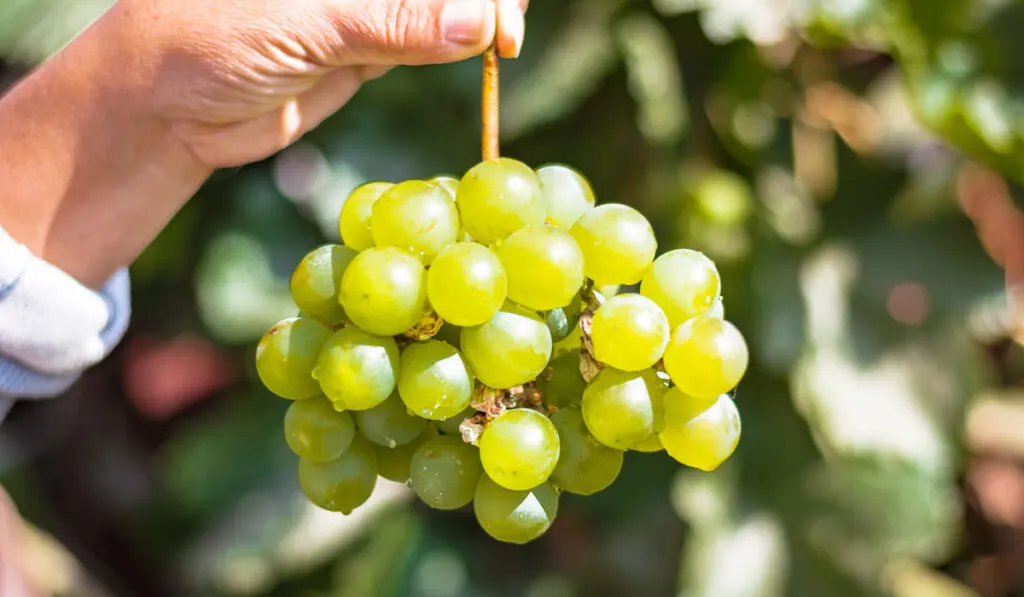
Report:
499,0,524,58
442,0,489,45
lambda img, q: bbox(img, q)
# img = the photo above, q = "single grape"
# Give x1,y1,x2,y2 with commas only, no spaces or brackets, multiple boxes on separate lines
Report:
479,408,560,491
550,408,623,495
474,477,559,545
429,175,460,199
460,302,552,389
339,247,429,336
298,436,378,514
544,294,582,343
316,327,400,411
536,350,586,409
590,294,670,371
409,436,483,510
427,242,507,327
371,180,460,264
456,158,545,244
631,433,664,453
354,392,428,448
374,430,430,483
663,316,748,400
659,391,740,471
398,340,473,420
256,317,332,400
639,249,721,327
570,204,657,285
435,406,476,436
339,181,392,251
433,323,462,350
537,164,596,229
284,396,356,462
496,225,585,311
581,368,666,449
707,297,725,320
290,244,358,326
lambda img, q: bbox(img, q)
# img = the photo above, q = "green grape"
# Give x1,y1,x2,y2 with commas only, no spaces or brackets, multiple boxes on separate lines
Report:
339,181,392,251
339,247,429,336
581,368,666,449
371,180,460,264
536,350,585,409
474,477,559,544
460,302,552,389
496,225,585,311
409,436,482,510
545,294,582,343
430,175,460,199
398,340,473,420
290,244,357,326
316,327,400,410
435,406,476,436
550,408,623,495
479,408,560,491
707,297,725,320
434,323,462,350
456,158,545,244
354,392,428,448
631,433,664,453
663,316,748,400
374,430,429,483
427,242,507,327
640,249,721,328
590,294,670,371
298,436,378,514
570,204,657,285
537,164,596,229
659,391,740,471
285,396,356,462
256,317,333,400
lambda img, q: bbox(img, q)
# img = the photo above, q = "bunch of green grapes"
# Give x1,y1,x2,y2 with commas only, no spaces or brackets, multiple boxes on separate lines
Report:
255,158,748,544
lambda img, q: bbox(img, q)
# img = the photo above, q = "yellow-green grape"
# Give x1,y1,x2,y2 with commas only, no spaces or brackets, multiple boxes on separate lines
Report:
590,294,670,371
435,406,476,436
639,249,721,328
339,247,429,336
284,396,356,462
460,302,552,389
570,204,657,285
456,158,545,244
434,323,462,350
427,242,507,327
663,316,748,401
256,317,332,400
496,225,585,311
659,391,740,471
536,350,586,409
430,175,460,199
374,430,430,483
353,392,427,448
409,436,483,510
707,298,725,320
316,327,400,411
631,433,664,453
398,340,473,421
537,164,595,229
371,180,460,264
479,409,560,491
581,368,666,450
290,244,357,326
550,408,623,495
474,477,559,544
298,436,378,514
545,294,583,343
339,181,392,251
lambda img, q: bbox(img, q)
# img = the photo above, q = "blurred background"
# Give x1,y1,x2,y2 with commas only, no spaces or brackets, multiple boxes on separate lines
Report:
2,0,1024,596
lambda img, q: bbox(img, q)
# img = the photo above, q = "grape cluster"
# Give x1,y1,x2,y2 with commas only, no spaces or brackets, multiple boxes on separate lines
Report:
256,158,748,544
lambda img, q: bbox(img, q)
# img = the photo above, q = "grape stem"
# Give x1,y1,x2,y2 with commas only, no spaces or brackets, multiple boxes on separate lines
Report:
482,45,500,161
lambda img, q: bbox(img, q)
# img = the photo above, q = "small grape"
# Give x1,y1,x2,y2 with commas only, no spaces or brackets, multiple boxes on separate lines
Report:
429,175,460,199
631,433,665,453
256,317,332,400
427,242,507,327
456,158,545,244
591,294,670,371
544,294,582,343
550,408,623,495
433,323,463,350
298,436,378,514
640,249,721,327
339,181,392,251
474,477,559,545
659,391,740,471
354,392,428,448
570,204,656,285
374,430,430,483
536,350,586,409
707,298,725,320
284,396,356,462
496,225,585,311
339,247,429,336
537,164,595,229
663,316,748,400
460,302,552,389
581,368,666,449
316,327,400,411
290,244,357,326
435,406,476,436
409,436,482,510
371,180,460,264
398,340,473,421
479,408,560,491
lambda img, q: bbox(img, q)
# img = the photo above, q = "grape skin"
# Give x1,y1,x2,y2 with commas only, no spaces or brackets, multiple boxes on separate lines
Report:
353,392,428,448
662,316,748,400
374,430,431,483
631,433,665,453
429,175,460,199
496,225,585,311
460,302,553,389
550,408,623,495
640,249,721,328
285,396,356,463
339,247,429,336
339,181,392,251
427,242,507,327
537,164,595,229
256,317,333,400
590,294,670,371
474,477,559,545
659,391,740,471
570,204,657,285
409,436,483,510
371,180,460,264
435,406,476,436
398,341,473,421
456,158,546,244
315,327,400,411
535,350,586,409
479,409,560,491
290,244,357,326
298,436,378,514
581,368,666,450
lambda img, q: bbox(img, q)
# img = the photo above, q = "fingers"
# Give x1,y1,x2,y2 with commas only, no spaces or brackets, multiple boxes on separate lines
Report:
496,0,525,58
